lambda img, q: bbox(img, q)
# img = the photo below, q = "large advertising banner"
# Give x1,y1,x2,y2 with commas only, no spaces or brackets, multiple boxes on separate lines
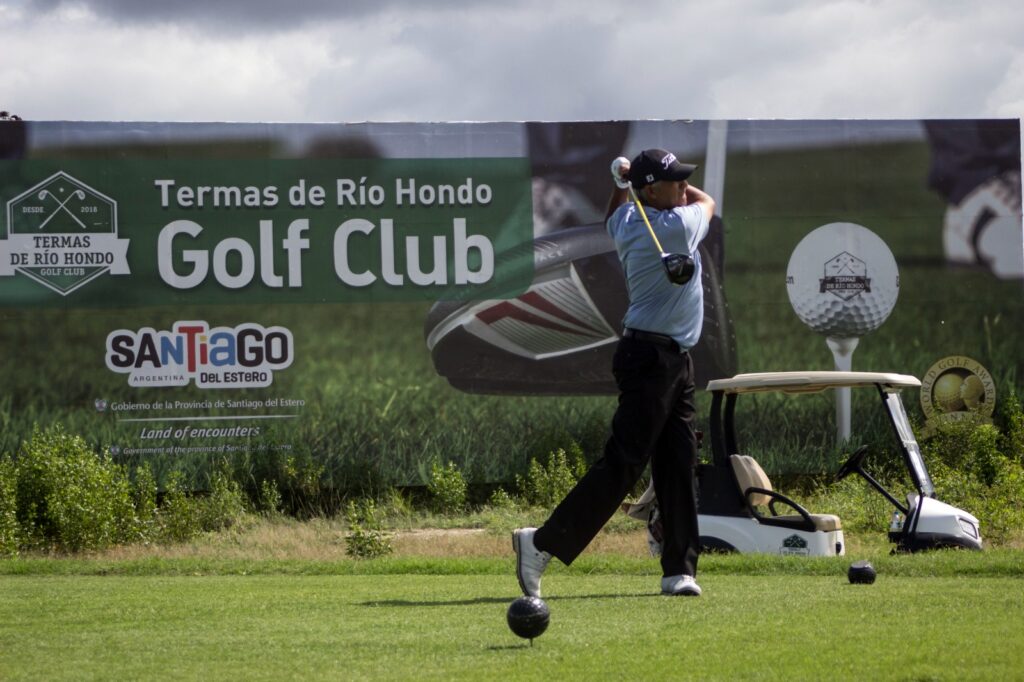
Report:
0,119,1021,486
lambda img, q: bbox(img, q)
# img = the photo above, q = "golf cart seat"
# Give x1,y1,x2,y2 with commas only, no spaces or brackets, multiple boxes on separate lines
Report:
730,455,842,533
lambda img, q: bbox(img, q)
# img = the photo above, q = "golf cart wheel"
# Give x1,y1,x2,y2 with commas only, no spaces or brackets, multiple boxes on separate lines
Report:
699,536,738,554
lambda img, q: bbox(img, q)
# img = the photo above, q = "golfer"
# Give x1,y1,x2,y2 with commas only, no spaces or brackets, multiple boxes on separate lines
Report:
514,148,715,597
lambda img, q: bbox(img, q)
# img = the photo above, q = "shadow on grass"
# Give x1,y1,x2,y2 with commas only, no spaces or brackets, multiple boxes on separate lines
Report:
360,592,657,607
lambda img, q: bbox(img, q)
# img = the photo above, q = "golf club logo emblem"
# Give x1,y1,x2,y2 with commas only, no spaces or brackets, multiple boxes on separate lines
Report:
1,171,130,295
819,251,871,301
920,356,996,433
781,534,809,556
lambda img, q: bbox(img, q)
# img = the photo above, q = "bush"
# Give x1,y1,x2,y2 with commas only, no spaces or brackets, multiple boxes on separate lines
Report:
927,457,1024,544
11,425,140,552
923,415,1006,486
0,425,260,553
0,457,19,556
132,463,159,542
344,498,393,559
516,442,587,508
158,471,200,544
256,478,284,517
920,410,1024,545
996,390,1024,465
156,463,249,543
282,451,332,517
427,460,468,514
196,461,248,532
486,486,517,510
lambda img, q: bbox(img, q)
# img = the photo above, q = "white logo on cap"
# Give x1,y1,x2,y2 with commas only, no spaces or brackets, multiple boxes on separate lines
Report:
661,153,677,169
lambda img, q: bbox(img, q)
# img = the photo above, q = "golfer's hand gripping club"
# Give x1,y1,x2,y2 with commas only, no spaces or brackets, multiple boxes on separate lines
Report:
610,156,632,189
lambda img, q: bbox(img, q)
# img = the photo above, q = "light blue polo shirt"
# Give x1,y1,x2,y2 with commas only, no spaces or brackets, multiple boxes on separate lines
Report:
606,201,710,350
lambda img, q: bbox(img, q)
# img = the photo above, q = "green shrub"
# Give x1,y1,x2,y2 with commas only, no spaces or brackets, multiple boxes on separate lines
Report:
156,463,249,543
0,425,259,553
486,486,517,510
132,463,159,542
282,452,331,517
256,478,284,517
158,471,200,543
516,442,587,508
196,462,248,532
0,457,19,556
927,457,1024,545
426,460,468,514
905,400,1024,545
996,390,1024,465
380,485,415,518
12,425,138,552
344,498,393,559
924,415,1006,486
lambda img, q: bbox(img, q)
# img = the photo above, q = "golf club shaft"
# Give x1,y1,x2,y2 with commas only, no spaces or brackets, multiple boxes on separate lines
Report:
38,190,87,230
627,186,666,254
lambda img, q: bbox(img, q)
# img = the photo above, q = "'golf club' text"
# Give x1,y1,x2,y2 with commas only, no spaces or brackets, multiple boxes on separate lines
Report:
157,217,493,289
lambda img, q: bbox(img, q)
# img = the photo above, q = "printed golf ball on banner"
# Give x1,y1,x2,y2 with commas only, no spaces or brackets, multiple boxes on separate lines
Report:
786,223,899,337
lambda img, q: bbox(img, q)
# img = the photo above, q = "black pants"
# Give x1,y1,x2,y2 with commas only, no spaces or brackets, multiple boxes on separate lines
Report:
533,336,700,577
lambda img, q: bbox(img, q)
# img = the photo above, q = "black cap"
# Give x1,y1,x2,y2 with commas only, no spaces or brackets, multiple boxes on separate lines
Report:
629,148,697,189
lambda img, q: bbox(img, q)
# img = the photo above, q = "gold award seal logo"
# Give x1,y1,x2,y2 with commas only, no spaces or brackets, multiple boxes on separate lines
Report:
920,356,996,432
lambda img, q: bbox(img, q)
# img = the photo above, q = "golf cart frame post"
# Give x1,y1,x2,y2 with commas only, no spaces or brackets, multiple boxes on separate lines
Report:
698,371,982,553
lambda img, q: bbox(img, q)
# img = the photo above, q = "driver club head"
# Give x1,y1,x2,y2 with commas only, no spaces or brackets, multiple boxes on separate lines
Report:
661,252,695,285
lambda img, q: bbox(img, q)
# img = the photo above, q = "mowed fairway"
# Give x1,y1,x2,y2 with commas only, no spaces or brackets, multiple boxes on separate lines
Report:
2,568,1023,680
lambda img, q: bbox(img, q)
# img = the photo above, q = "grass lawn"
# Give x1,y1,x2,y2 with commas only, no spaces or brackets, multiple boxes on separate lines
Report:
3,527,1024,681
2,572,1022,681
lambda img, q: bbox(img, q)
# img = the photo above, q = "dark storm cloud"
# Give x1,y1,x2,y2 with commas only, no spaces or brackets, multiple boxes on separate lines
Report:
26,0,496,29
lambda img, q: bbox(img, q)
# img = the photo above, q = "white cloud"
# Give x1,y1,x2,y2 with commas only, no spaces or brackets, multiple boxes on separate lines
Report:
2,0,1022,122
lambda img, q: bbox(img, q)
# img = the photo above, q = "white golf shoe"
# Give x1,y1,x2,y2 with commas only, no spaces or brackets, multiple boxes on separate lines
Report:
661,574,702,596
513,527,551,598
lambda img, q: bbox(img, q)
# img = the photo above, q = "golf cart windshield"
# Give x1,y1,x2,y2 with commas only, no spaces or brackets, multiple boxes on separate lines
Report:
881,390,935,497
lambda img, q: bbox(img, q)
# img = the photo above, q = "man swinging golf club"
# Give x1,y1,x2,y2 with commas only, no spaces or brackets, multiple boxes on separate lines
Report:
514,148,715,597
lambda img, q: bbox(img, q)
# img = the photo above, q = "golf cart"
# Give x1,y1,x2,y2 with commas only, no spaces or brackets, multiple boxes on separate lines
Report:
624,371,982,556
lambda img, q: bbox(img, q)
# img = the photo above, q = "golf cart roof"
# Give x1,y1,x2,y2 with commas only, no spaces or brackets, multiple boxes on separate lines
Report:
706,371,921,395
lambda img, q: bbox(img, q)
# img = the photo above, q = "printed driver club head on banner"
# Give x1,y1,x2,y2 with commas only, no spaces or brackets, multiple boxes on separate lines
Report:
424,222,736,395
786,222,900,440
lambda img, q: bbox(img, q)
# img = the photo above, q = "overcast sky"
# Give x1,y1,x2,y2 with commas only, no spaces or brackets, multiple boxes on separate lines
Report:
2,0,1023,123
